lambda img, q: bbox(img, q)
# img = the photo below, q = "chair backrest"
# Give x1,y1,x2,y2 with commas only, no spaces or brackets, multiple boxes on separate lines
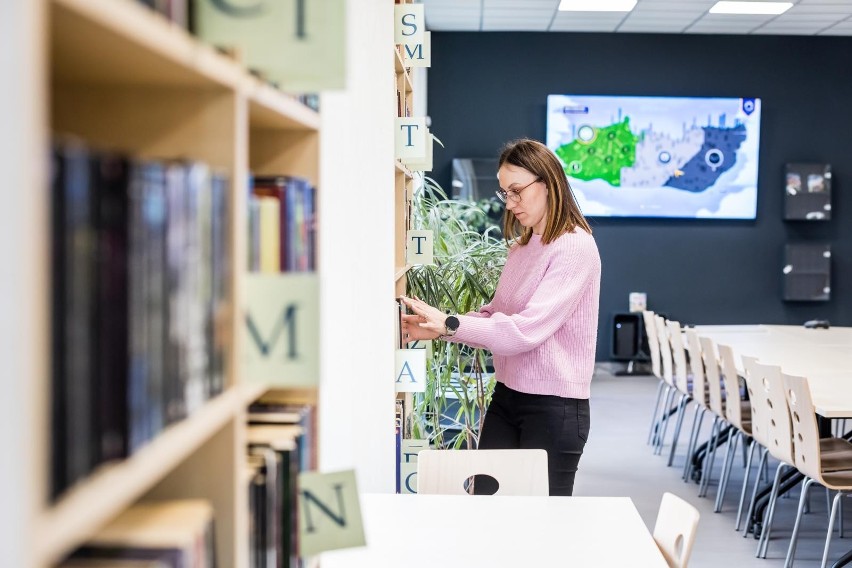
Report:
643,311,661,379
655,315,674,387
684,329,707,410
742,357,769,448
698,336,724,418
717,344,746,430
667,320,690,395
653,492,700,568
761,363,795,465
416,449,549,496
782,373,822,480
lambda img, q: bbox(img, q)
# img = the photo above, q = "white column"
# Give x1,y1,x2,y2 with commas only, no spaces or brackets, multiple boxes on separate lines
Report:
0,0,47,565
318,0,396,492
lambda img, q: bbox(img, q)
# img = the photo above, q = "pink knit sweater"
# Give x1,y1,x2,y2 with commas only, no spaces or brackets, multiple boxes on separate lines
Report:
451,229,601,399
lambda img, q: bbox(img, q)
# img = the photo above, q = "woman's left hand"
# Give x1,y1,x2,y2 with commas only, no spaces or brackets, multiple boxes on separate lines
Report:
399,296,450,336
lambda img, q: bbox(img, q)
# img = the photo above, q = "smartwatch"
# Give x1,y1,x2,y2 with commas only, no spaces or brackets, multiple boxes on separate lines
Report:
443,315,460,338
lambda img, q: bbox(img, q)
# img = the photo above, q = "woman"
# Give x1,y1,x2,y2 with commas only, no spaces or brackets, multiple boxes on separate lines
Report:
401,138,600,496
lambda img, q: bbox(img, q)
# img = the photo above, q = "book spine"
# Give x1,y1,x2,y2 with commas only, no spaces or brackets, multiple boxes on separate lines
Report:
61,140,97,492
93,152,131,463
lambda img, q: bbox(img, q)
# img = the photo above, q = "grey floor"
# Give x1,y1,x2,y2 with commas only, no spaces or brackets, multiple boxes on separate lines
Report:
574,366,852,568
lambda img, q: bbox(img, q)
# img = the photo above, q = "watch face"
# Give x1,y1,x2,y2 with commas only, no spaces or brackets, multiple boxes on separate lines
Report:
445,315,460,331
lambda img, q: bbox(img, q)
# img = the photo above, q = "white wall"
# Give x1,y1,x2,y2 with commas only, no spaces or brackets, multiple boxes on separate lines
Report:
0,0,46,564
318,0,396,493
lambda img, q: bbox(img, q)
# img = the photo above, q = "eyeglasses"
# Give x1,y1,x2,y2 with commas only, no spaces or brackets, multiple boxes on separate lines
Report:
495,177,541,204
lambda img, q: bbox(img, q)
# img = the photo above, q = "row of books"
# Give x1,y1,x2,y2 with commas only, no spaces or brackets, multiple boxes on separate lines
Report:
246,401,317,568
52,139,230,499
59,499,216,567
248,176,317,273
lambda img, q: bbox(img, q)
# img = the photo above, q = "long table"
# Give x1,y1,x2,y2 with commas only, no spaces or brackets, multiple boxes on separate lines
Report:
321,493,669,567
694,325,852,418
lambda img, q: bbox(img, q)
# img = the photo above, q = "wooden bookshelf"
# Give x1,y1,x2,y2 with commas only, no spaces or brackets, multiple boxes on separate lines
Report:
394,22,415,299
9,0,322,566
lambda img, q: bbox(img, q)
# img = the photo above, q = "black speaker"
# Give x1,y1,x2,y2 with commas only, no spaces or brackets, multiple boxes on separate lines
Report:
612,313,643,361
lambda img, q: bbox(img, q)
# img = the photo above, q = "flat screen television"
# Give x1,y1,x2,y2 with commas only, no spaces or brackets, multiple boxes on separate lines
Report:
546,95,761,219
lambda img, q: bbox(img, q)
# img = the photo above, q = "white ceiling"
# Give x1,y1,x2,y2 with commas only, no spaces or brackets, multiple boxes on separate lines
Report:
423,0,852,35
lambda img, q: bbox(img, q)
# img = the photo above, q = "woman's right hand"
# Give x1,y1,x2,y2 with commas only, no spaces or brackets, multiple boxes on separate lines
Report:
401,313,442,341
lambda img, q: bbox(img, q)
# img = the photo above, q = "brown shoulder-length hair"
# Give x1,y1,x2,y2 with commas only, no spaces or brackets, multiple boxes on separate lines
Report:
498,138,592,245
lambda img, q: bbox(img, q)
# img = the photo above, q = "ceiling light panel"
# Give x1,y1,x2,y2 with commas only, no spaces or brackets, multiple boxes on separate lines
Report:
484,0,559,7
709,1,793,15
559,0,637,12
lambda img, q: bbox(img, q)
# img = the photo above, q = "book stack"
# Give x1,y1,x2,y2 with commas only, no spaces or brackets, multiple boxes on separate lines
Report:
59,500,216,567
136,0,188,29
245,402,317,568
51,139,231,499
247,176,317,273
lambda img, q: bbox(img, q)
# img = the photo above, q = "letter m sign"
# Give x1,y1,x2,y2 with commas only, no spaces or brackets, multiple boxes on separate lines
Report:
244,273,319,386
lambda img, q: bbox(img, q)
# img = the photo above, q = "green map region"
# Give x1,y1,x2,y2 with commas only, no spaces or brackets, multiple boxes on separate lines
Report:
554,118,640,187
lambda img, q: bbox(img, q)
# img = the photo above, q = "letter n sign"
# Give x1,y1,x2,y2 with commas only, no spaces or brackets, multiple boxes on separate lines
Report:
298,469,365,556
395,349,426,393
244,273,319,386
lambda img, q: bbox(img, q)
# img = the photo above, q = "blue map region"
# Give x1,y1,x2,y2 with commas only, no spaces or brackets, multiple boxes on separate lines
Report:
664,125,748,193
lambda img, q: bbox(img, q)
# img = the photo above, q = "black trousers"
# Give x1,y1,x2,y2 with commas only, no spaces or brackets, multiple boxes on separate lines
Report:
476,382,590,496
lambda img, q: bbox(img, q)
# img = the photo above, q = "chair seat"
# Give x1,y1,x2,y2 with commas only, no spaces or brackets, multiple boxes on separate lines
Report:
819,438,852,473
817,468,852,490
820,437,852,454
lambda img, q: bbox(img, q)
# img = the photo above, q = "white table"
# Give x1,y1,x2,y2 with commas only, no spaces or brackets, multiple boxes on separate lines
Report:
321,493,668,567
694,325,852,418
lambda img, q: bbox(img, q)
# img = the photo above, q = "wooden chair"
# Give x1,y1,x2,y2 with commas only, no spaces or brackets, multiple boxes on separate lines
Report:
714,344,752,514
654,315,677,455
644,310,665,445
653,492,701,568
416,449,549,496
697,336,727,499
682,328,709,483
783,373,852,568
744,361,797,559
666,320,693,467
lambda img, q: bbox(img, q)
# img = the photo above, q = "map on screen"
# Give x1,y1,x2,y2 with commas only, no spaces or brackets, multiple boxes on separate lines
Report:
546,95,761,219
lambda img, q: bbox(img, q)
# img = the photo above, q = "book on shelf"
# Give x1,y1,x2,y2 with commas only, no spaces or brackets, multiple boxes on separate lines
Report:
247,422,306,568
50,139,231,499
247,175,317,274
51,137,96,498
135,0,188,29
65,500,215,567
59,559,170,567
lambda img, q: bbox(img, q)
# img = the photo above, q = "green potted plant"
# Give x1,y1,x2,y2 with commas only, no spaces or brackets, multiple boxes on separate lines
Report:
406,176,506,449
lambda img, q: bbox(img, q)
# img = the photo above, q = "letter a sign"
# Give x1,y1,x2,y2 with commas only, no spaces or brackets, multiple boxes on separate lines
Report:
395,349,426,393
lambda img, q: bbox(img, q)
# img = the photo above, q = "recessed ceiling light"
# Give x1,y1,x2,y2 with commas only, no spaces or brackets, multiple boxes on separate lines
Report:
558,0,637,12
709,1,793,15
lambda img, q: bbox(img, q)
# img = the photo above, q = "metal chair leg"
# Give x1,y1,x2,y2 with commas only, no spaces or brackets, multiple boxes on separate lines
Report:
744,447,769,538
785,477,815,568
716,430,740,513
683,405,704,482
736,438,758,531
647,380,665,445
823,491,845,568
699,417,720,498
656,387,677,455
667,394,689,466
758,462,789,559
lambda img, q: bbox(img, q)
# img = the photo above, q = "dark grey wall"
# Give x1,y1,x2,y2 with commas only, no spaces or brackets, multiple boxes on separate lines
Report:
427,32,852,360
